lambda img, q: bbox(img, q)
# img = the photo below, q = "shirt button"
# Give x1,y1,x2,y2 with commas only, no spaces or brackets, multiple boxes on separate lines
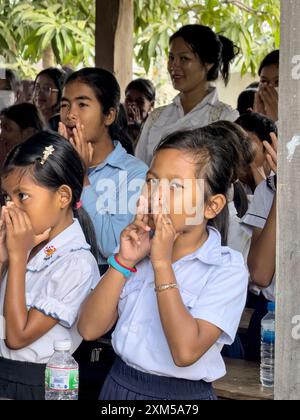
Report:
130,325,138,334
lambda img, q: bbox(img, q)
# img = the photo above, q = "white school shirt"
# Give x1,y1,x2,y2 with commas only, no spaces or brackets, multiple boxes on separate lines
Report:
111,227,248,382
135,87,239,166
242,179,276,301
0,219,100,364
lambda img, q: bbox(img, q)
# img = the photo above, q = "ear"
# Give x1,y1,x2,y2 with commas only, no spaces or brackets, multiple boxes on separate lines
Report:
204,194,227,220
21,127,36,142
57,185,73,209
104,108,117,127
204,62,214,73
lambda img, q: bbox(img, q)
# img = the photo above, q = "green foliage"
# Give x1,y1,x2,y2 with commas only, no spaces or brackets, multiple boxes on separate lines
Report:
0,0,280,78
134,0,280,76
0,0,95,77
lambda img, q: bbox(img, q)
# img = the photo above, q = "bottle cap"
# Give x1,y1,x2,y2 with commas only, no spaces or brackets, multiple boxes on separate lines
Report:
54,340,72,352
268,302,275,312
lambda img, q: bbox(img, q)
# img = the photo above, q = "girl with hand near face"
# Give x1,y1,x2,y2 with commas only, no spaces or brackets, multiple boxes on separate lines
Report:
78,123,248,400
0,131,100,400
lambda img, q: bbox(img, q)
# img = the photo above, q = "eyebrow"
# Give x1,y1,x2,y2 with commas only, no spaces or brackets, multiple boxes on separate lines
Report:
147,170,184,180
61,96,93,102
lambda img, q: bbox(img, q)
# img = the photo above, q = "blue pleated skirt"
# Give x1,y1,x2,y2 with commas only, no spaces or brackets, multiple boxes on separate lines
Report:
0,357,46,400
99,356,217,400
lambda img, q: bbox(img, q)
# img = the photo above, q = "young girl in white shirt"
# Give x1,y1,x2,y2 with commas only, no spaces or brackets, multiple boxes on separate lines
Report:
0,131,100,400
79,123,248,400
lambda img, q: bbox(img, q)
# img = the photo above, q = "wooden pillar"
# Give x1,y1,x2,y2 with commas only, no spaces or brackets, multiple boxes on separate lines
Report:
276,0,300,400
95,0,134,98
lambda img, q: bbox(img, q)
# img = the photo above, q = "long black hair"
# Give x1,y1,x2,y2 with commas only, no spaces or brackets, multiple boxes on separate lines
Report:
65,67,133,154
0,103,45,132
155,122,252,245
2,130,98,260
35,67,67,115
170,25,239,86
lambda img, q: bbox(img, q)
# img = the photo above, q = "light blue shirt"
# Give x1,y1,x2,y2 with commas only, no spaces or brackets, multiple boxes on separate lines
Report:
81,141,148,264
111,227,248,382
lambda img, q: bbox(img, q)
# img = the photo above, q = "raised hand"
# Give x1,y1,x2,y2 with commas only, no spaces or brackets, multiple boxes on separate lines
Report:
0,209,8,264
263,133,278,174
117,195,151,267
3,204,51,259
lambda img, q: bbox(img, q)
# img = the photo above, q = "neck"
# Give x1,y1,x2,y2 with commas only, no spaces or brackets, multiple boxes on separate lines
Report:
180,83,211,115
30,211,74,260
90,134,115,167
172,226,209,263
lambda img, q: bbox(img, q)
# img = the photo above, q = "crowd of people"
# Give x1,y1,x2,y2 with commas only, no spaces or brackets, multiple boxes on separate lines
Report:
0,23,279,400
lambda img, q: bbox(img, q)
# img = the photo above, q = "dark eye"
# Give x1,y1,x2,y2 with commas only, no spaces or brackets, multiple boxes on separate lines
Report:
19,193,29,201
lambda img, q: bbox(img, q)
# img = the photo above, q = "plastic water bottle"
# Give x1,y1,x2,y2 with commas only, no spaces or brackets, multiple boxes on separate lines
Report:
260,302,275,388
45,340,79,400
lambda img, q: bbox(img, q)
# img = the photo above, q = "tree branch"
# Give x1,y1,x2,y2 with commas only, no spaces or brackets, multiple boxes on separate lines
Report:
223,0,265,16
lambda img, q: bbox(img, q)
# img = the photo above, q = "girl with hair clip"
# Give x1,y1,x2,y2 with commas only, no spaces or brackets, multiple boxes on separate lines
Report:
78,123,248,401
135,24,240,166
0,131,100,400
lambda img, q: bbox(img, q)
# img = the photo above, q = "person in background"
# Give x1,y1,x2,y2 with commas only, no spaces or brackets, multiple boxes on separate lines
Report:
124,78,156,148
235,112,277,193
135,24,240,166
15,80,35,104
0,103,45,171
33,67,67,131
254,50,279,122
237,82,259,115
242,133,277,361
0,69,18,112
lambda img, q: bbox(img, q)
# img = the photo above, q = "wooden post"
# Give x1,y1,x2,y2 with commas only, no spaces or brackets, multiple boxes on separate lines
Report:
95,0,134,97
276,0,300,400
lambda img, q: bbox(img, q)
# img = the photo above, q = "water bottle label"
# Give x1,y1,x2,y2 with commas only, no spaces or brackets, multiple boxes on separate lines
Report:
45,367,79,391
262,329,275,344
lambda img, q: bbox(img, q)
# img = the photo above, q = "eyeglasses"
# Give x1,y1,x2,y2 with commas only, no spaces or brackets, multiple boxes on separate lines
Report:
34,85,59,97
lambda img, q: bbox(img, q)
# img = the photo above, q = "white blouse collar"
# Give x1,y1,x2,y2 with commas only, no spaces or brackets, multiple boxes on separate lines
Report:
27,219,90,273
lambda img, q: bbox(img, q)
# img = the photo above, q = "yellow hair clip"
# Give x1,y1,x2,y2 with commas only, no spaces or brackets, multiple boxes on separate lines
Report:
40,145,55,165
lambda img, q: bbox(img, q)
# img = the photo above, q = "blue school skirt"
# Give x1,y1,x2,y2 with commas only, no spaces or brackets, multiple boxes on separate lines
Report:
0,357,46,400
99,356,217,400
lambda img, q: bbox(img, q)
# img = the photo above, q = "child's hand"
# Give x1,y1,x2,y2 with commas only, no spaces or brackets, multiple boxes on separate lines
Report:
69,123,94,169
118,196,151,267
3,204,51,259
0,209,8,264
257,85,278,122
263,133,278,174
253,91,266,116
58,122,68,139
150,197,179,269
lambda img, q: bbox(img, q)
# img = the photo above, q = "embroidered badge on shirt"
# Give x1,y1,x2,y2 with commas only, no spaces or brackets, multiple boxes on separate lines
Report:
44,246,57,260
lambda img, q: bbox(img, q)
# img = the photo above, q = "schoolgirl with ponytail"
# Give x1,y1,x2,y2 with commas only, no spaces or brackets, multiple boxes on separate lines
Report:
0,131,100,400
136,24,240,166
79,122,248,401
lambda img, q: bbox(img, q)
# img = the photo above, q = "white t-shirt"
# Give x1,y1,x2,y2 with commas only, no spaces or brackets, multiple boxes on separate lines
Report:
242,179,276,301
0,219,100,364
110,227,248,382
135,87,239,166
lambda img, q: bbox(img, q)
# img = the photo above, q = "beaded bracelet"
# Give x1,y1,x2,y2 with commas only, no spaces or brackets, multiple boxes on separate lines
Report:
155,283,178,293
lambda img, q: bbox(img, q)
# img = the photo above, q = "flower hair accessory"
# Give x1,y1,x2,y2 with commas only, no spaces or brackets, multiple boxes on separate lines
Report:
40,145,55,165
76,200,83,210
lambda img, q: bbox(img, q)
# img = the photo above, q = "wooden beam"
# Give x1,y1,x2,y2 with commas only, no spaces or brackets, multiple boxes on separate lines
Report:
276,0,300,400
95,0,134,97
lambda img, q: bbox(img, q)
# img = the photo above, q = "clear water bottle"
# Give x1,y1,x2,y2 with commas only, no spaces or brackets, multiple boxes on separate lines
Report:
260,302,275,388
45,340,79,400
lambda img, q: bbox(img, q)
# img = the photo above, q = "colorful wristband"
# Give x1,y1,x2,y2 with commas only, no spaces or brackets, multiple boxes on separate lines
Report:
107,255,137,278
